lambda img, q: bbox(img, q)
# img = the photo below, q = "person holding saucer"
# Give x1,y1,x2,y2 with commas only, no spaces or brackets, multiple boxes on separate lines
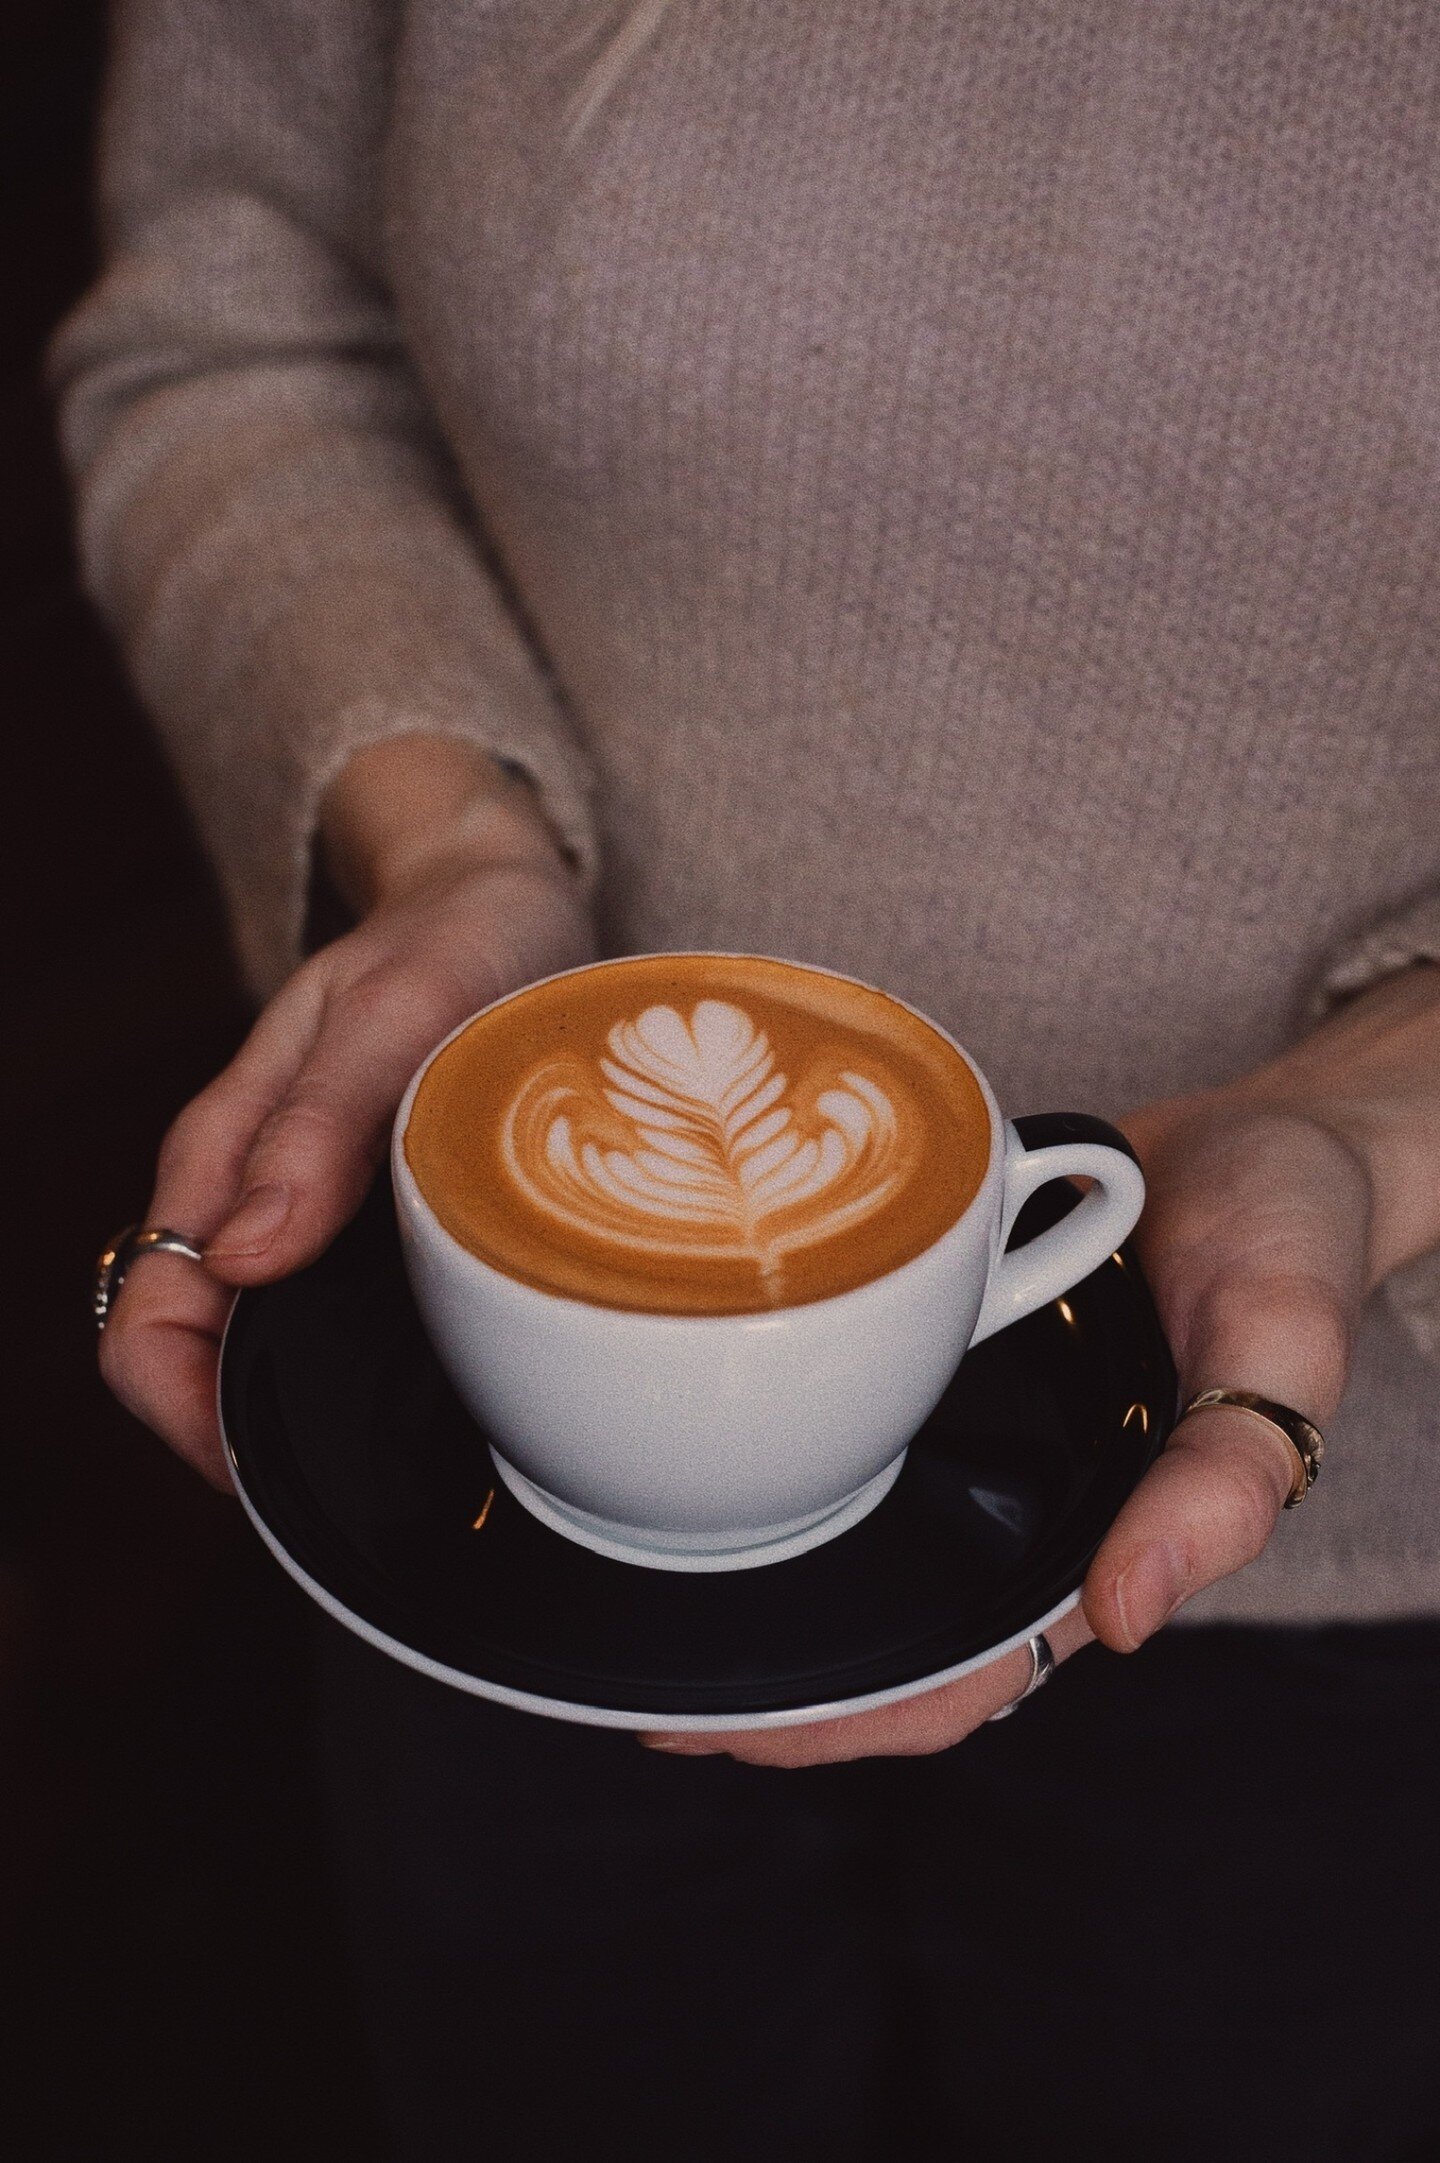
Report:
59,3,1440,2153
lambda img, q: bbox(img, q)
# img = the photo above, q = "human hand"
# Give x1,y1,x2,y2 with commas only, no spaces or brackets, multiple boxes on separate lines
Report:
99,738,594,1487
645,966,1440,1766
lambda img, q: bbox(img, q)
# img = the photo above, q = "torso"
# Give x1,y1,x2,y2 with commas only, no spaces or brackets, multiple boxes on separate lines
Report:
384,0,1440,1116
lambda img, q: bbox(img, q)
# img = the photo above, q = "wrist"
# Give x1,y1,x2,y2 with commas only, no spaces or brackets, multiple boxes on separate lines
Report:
1225,964,1440,1285
319,734,571,913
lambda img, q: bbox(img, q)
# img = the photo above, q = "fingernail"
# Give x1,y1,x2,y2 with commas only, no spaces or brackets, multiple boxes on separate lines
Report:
640,1736,719,1755
1113,1545,1186,1648
208,1183,290,1257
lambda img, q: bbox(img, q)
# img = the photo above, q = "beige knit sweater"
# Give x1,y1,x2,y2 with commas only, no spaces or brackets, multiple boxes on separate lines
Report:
52,0,1440,1621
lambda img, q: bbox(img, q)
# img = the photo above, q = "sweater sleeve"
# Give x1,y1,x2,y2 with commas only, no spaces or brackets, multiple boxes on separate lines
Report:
1307,890,1440,1367
48,0,598,997
1306,888,1440,1018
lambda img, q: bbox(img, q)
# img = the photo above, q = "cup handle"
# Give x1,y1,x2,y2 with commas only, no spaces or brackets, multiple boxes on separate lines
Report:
969,1113,1146,1348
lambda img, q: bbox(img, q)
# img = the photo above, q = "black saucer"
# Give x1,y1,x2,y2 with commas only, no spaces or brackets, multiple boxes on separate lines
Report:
220,1122,1175,1730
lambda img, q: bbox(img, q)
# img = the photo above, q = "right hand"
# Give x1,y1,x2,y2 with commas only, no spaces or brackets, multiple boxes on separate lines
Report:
100,743,595,1487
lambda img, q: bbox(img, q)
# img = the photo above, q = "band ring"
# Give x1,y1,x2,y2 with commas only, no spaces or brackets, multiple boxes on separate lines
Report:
1180,1387,1325,1507
94,1225,206,1332
986,1632,1057,1721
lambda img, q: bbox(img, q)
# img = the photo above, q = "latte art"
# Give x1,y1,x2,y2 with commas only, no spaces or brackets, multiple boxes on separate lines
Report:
403,954,991,1315
502,999,912,1293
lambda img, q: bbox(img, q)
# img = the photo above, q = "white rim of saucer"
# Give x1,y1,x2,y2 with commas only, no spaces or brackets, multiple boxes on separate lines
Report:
221,1410,1080,1731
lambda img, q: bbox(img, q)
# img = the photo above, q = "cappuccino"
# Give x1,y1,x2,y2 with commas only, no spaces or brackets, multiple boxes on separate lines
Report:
403,955,990,1316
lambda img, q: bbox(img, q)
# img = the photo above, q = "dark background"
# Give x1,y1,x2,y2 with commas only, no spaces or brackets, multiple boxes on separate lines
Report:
3,10,383,2153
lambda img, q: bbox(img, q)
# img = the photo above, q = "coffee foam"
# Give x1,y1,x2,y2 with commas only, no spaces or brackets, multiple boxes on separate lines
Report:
404,956,990,1315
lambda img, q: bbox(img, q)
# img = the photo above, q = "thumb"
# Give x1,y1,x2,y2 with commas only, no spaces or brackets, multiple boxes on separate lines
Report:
1083,1268,1349,1651
1083,1101,1368,1651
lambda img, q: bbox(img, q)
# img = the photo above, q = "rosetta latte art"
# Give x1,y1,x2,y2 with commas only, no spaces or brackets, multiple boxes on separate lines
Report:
500,999,914,1297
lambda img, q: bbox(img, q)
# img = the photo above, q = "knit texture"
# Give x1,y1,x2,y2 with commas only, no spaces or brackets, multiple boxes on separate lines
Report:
51,0,1440,1620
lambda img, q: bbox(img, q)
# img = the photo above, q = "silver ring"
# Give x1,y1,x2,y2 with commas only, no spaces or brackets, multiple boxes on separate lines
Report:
986,1633,1057,1721
94,1225,205,1331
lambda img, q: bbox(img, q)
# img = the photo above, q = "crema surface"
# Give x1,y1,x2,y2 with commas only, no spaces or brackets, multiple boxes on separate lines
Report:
404,957,989,1315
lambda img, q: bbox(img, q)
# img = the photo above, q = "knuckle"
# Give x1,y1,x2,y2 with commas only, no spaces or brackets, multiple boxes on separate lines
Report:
1254,1271,1350,1375
156,1100,210,1181
1191,1272,1353,1418
156,1080,249,1185
1292,1281,1353,1412
244,1086,385,1205
251,1089,345,1165
334,960,467,1043
1173,1422,1282,1564
410,959,477,1025
289,948,333,998
1219,1460,1280,1565
329,967,402,1033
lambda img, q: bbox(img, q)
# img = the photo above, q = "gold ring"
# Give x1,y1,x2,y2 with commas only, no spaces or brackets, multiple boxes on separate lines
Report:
1180,1387,1325,1507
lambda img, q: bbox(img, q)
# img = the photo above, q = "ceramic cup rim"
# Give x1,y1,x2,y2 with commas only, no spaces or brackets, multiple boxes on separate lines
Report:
390,950,1007,1329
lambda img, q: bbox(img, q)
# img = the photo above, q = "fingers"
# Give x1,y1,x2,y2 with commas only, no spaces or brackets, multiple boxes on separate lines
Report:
204,963,468,1283
1081,1402,1295,1650
98,971,329,1485
98,856,592,1485
211,858,593,1289
108,958,474,1470
1178,1264,1354,1435
148,967,330,1244
1081,1101,1368,1653
98,1256,235,1488
641,1605,1094,1767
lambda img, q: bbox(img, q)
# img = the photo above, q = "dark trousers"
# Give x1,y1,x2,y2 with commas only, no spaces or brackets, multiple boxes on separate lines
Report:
315,1621,1440,2162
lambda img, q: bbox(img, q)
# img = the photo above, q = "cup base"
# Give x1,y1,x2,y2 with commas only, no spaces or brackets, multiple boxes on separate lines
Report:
488,1451,908,1573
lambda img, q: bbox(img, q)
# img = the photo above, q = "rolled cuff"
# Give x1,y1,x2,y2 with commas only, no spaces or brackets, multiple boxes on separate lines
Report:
1306,886,1440,1018
214,694,599,1001
1306,887,1440,1375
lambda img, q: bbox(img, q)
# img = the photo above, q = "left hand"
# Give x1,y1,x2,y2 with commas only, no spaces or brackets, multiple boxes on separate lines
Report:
643,965,1440,1767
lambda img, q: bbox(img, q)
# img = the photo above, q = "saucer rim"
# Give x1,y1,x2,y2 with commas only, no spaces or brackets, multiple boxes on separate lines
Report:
225,1432,1081,1731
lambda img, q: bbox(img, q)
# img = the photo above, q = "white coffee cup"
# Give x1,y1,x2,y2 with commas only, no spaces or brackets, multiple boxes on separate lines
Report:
391,959,1145,1573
